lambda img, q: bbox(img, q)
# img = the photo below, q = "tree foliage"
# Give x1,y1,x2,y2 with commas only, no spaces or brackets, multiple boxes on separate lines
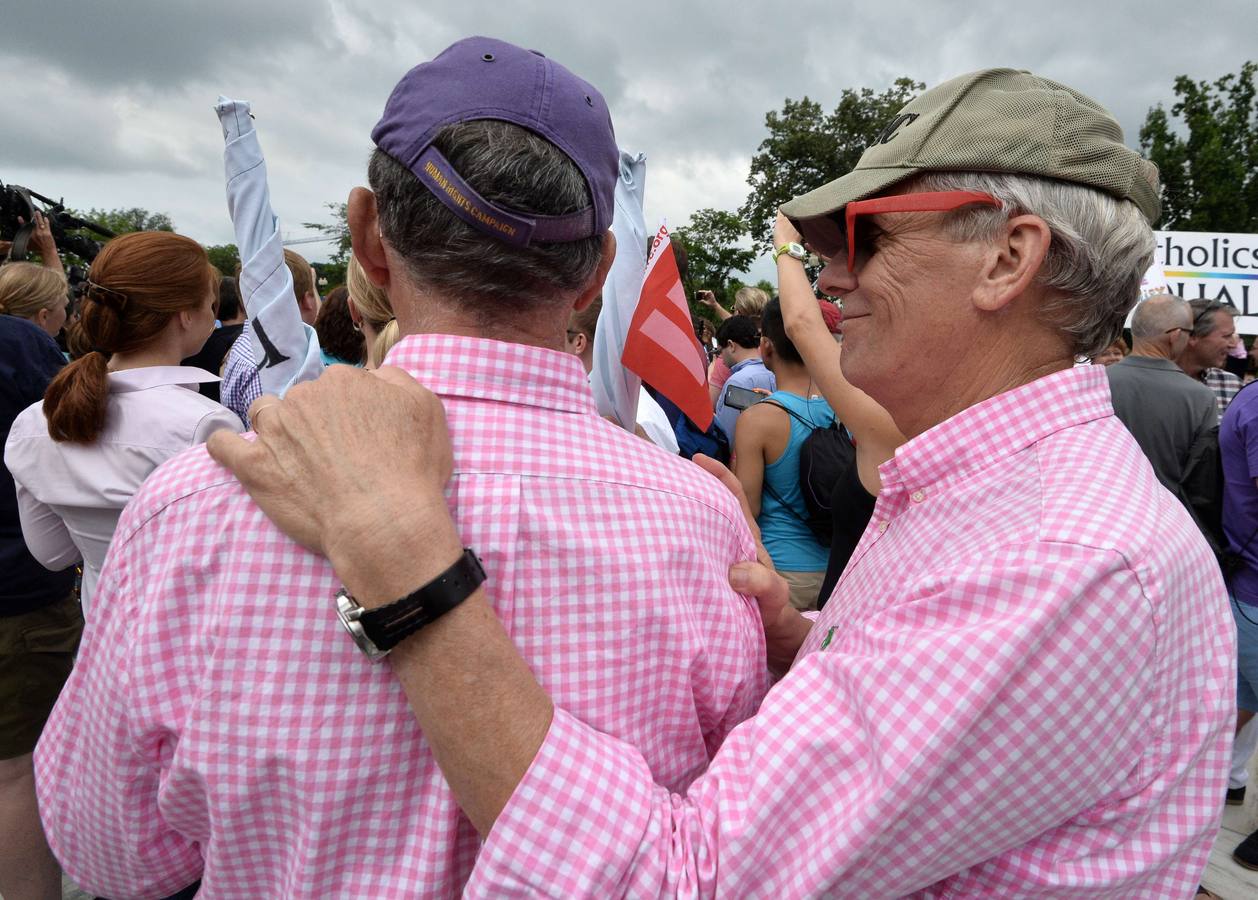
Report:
302,201,351,265
1140,62,1258,231
740,78,924,249
205,243,240,276
312,259,347,292
672,207,756,315
73,207,175,235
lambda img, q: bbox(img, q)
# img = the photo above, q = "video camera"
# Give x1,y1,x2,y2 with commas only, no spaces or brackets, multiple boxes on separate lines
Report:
0,181,114,263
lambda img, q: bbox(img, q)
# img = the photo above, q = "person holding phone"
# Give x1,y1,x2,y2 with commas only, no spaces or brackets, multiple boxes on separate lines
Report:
704,287,769,406
712,314,774,445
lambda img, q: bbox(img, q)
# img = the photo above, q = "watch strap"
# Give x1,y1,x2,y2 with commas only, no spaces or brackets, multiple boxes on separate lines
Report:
355,548,486,652
773,242,806,263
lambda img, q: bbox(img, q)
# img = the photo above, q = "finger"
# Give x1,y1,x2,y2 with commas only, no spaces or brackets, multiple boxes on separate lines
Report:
729,561,788,606
248,395,283,430
206,429,268,482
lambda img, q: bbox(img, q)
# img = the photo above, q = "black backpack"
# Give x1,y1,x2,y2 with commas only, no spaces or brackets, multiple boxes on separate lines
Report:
760,400,856,546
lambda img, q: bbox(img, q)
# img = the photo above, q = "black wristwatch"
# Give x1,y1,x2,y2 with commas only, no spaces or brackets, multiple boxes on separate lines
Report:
335,548,486,660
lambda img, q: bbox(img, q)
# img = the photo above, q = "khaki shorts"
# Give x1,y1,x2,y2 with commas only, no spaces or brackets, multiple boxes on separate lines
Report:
0,593,83,759
780,569,826,612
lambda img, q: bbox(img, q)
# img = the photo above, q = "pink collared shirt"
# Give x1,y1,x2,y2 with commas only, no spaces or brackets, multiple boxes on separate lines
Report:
468,364,1235,898
5,366,241,616
35,335,768,899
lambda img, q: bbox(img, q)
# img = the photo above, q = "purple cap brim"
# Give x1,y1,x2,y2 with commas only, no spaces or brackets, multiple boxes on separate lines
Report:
417,146,596,247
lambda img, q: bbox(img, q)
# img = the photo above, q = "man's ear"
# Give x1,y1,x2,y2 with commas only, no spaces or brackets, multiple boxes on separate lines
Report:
572,231,616,312
973,214,1052,313
348,187,390,288
572,332,588,356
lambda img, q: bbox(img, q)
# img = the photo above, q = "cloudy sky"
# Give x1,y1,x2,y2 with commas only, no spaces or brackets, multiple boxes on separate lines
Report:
3,0,1255,284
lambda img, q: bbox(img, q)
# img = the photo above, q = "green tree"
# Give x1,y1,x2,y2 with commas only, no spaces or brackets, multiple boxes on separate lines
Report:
205,243,240,275
302,201,351,265
72,207,175,235
312,259,347,292
672,207,756,316
740,78,924,250
1139,62,1258,231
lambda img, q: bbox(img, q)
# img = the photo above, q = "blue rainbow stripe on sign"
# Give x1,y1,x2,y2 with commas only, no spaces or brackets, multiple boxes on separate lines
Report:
1163,270,1258,281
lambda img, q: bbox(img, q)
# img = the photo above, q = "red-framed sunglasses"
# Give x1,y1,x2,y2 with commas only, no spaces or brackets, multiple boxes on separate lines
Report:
801,190,1002,273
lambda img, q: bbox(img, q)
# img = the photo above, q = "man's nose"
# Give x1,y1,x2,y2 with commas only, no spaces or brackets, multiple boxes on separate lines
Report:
817,259,857,298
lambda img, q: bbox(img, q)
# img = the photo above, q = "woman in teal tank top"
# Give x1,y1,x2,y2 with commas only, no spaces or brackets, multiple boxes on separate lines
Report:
733,298,837,610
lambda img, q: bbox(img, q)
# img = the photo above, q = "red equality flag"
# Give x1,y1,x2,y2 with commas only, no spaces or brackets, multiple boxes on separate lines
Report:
621,224,714,431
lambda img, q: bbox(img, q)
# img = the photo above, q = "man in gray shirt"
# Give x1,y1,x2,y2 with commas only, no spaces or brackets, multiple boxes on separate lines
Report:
1108,293,1219,537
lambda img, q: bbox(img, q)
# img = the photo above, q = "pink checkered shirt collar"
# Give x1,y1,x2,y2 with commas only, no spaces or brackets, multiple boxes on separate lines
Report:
881,364,1112,494
384,332,598,415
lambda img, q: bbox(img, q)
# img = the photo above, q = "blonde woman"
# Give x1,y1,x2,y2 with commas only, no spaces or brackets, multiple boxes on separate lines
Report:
347,255,399,368
0,262,69,339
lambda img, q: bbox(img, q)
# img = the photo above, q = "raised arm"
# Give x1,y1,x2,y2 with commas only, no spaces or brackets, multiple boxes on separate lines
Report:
772,213,904,489
26,211,66,276
215,97,323,398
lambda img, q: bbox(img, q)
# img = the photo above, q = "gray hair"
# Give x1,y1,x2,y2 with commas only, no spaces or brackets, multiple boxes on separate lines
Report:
1129,293,1189,341
1188,298,1238,339
910,171,1155,358
368,120,605,327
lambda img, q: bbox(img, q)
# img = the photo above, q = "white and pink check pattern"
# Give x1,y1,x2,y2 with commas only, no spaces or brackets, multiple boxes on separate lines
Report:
35,334,768,899
469,364,1236,898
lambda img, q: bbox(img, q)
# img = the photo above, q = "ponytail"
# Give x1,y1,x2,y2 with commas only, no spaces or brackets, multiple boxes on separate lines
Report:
43,349,111,443
368,318,401,369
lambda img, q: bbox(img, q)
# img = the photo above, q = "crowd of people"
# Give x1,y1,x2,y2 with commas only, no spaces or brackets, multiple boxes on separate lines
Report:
0,34,1254,899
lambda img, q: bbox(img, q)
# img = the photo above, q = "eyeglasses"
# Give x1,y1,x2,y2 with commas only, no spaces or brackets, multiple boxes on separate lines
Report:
1164,326,1191,336
844,191,1002,273
800,190,1003,273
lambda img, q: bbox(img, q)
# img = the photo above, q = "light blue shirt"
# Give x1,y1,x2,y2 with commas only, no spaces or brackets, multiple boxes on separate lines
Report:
714,357,776,444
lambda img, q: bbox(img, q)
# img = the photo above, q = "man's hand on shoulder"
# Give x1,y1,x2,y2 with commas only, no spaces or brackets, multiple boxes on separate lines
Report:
693,453,811,672
207,365,457,600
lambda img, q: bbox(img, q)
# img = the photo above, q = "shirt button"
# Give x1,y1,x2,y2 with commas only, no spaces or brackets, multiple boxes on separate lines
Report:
877,522,888,534
910,490,926,503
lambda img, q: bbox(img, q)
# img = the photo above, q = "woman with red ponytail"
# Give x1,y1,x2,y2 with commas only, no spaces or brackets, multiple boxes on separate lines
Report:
4,231,243,616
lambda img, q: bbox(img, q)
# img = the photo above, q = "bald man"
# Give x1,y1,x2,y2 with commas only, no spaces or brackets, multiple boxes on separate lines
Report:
1108,294,1221,542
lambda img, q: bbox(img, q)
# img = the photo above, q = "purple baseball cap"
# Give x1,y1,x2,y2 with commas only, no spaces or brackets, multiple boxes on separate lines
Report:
371,36,618,247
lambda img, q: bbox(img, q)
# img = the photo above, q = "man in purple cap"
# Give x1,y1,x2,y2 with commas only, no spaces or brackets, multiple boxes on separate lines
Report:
33,36,767,898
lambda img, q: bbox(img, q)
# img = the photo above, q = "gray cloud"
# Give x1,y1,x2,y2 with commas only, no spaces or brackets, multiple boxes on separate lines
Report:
2,0,333,88
2,0,1255,267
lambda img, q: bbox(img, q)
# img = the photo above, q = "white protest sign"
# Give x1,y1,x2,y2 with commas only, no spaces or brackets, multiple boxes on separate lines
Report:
1133,230,1258,333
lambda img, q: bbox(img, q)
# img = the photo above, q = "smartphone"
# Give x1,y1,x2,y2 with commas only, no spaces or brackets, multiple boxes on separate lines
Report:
724,385,767,411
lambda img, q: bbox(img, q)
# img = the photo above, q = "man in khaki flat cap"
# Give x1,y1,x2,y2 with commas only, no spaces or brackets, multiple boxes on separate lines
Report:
214,68,1234,897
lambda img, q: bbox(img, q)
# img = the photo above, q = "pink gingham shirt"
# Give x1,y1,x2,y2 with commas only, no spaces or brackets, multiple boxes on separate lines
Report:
35,334,768,899
469,364,1236,898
